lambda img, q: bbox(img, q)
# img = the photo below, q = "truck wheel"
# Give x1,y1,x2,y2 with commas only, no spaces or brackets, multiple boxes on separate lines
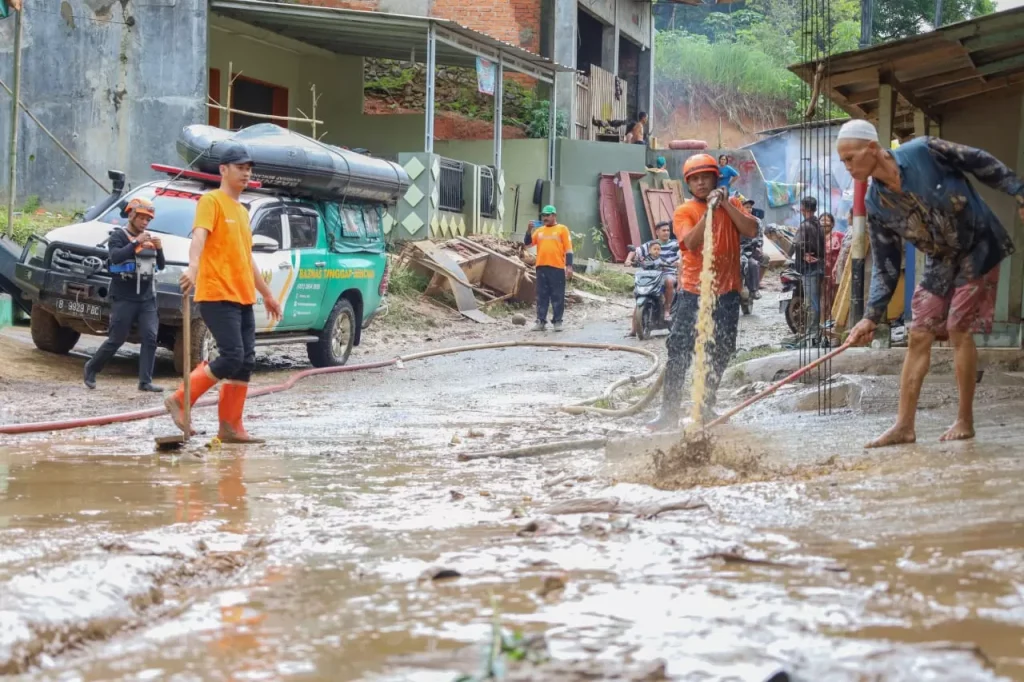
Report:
30,308,80,355
308,298,355,368
172,317,214,375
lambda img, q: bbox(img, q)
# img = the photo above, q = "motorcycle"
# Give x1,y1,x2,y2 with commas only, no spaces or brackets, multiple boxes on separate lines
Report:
779,259,806,335
630,249,671,340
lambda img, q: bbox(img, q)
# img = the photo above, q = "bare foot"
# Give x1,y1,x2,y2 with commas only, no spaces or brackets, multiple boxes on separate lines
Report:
940,419,975,442
865,424,916,449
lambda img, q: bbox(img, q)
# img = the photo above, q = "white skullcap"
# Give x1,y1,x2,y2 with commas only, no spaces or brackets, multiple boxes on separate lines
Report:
836,119,879,143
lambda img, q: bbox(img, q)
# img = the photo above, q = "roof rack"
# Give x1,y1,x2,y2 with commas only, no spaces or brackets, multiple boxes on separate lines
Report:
150,164,263,189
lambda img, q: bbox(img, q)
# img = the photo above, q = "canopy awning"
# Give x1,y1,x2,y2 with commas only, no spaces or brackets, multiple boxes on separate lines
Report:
790,6,1024,132
210,0,572,83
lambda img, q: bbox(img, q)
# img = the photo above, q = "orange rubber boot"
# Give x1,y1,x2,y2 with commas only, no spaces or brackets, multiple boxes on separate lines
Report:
218,382,265,444
165,362,218,434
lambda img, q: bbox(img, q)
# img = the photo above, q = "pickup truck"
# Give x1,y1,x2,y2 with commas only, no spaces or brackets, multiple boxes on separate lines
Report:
14,164,390,373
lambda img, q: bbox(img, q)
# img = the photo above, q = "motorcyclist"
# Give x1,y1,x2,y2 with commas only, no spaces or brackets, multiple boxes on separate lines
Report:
625,222,679,336
739,197,767,300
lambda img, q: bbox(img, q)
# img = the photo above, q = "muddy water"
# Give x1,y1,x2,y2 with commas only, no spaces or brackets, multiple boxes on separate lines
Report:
2,323,1023,681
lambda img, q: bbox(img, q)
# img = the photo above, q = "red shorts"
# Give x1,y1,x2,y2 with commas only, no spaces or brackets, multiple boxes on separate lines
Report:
909,266,999,340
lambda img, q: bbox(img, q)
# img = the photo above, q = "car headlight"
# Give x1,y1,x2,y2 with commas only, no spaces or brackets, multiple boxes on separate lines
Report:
156,264,185,286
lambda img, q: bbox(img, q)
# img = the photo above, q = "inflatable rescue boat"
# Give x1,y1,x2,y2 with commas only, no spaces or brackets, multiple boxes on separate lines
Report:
176,124,410,204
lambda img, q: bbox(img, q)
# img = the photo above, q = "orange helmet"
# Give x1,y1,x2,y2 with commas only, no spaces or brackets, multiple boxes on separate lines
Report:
682,153,720,181
126,197,156,218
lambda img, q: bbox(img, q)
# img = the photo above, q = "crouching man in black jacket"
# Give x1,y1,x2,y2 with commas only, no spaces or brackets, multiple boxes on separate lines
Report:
84,197,166,392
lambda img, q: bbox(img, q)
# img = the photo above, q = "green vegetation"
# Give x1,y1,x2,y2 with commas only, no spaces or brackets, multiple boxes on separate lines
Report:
730,344,782,366
0,198,75,246
574,267,634,296
652,0,995,125
364,60,567,139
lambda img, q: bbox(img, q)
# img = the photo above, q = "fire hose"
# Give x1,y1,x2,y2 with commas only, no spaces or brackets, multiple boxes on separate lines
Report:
0,340,663,436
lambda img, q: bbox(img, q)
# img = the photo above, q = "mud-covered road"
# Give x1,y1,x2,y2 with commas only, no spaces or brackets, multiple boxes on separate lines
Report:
1,292,1022,681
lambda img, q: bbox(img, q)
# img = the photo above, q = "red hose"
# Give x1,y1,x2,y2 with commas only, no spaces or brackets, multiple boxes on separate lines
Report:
0,358,397,436
1,339,658,437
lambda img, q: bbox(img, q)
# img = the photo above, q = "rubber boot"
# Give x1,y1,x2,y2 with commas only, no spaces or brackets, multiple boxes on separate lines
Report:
645,408,680,432
218,382,265,444
165,362,217,434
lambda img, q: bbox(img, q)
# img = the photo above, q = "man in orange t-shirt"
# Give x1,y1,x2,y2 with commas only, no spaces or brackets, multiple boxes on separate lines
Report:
164,141,283,443
524,204,574,332
648,153,759,431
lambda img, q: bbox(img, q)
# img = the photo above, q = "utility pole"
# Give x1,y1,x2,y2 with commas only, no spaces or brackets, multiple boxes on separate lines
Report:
934,0,943,28
6,6,23,238
859,0,874,49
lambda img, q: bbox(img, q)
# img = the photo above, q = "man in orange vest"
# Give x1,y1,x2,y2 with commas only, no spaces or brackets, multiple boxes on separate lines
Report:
524,205,574,332
165,142,283,443
648,153,759,430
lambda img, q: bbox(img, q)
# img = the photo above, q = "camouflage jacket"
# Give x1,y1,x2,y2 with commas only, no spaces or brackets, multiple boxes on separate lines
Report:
865,136,1024,323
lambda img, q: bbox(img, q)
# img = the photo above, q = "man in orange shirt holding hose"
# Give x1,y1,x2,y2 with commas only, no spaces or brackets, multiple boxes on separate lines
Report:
164,142,283,443
648,154,759,430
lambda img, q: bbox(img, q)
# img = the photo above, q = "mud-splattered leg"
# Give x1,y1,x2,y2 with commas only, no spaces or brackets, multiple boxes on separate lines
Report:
701,292,739,420
648,292,698,431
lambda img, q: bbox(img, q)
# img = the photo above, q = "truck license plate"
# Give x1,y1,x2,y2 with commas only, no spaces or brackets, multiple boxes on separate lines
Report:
55,298,104,320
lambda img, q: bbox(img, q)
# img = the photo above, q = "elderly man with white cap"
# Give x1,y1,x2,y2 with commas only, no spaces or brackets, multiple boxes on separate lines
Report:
836,119,1024,448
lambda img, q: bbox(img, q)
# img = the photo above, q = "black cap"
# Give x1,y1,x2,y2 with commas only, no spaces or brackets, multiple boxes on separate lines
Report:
217,140,253,167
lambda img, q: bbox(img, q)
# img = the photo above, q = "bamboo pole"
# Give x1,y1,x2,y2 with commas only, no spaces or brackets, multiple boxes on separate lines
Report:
6,10,23,238
1,77,108,194
206,102,323,126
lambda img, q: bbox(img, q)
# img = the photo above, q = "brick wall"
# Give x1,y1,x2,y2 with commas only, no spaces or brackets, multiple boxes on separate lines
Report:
430,0,542,53
300,0,543,53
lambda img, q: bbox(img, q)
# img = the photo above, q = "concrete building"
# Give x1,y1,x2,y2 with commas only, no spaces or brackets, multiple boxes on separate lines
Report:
0,0,655,214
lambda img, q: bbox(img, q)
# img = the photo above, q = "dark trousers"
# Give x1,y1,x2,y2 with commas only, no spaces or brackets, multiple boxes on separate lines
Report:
87,297,159,385
535,266,566,324
200,301,256,383
661,291,740,416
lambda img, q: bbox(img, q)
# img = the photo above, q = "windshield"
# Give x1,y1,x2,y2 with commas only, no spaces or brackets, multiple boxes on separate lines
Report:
97,185,250,238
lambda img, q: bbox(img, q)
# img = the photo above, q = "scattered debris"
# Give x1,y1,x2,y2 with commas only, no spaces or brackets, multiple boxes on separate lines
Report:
541,496,708,518
449,490,466,501
421,567,463,581
511,312,528,325
537,574,567,598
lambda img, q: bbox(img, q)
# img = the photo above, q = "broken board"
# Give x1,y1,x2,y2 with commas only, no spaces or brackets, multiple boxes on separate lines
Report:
408,241,496,324
598,174,630,262
641,186,677,235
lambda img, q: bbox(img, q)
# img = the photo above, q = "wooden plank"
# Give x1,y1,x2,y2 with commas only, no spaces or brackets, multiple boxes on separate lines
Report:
877,82,896,149
639,181,657,241
881,69,941,122
617,171,644,248
903,66,980,93
1011,89,1024,324
663,179,685,208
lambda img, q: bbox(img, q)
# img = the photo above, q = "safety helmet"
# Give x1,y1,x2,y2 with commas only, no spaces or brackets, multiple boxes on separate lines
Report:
682,153,720,181
126,197,156,218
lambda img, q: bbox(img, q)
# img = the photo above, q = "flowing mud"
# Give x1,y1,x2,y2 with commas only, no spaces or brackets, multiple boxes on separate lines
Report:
2,307,1023,681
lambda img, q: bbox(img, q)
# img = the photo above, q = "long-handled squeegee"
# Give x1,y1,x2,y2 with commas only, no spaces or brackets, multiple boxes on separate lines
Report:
704,341,852,429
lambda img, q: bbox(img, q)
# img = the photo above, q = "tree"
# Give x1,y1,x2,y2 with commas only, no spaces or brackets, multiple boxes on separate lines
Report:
872,0,996,41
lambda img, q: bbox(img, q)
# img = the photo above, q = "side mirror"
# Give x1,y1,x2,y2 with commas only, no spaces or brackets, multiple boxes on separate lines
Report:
252,234,279,252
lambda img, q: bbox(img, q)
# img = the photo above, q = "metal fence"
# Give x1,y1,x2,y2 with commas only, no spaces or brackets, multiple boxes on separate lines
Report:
479,165,497,218
438,158,465,213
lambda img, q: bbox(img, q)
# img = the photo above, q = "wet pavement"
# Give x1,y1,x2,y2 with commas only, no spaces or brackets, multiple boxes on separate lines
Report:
1,292,1023,681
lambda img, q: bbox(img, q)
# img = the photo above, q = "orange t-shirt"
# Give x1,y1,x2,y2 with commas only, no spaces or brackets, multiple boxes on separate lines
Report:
673,197,749,295
193,190,257,305
531,223,573,269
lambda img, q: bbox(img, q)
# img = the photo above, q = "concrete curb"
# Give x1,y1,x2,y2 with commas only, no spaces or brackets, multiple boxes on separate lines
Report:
724,347,1024,387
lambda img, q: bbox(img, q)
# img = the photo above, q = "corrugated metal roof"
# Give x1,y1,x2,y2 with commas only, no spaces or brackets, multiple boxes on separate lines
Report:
790,6,1024,128
210,0,572,83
